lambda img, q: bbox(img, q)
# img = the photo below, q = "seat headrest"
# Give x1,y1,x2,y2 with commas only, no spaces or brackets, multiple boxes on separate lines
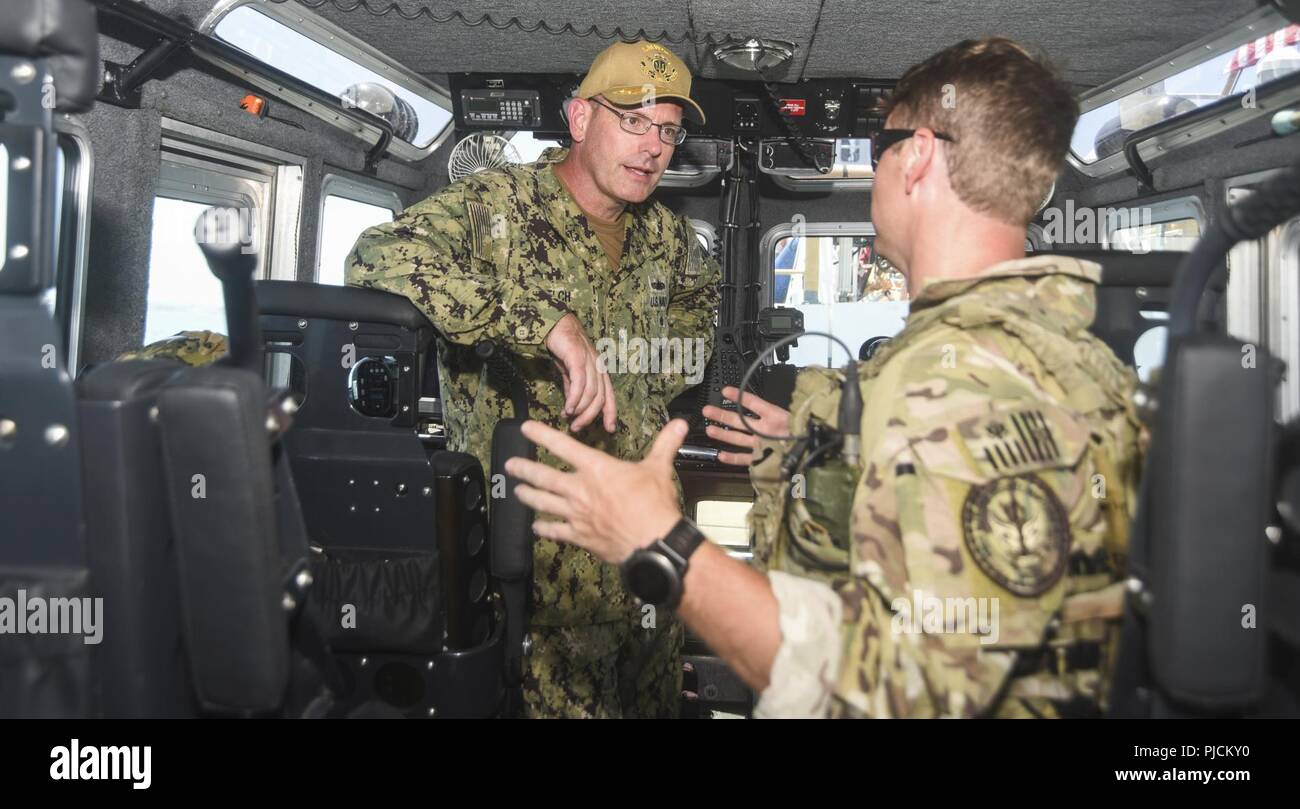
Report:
256,281,436,332
0,0,98,113
1051,249,1186,287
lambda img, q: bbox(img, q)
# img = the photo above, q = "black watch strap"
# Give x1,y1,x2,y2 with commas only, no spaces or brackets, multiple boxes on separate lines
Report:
660,517,705,566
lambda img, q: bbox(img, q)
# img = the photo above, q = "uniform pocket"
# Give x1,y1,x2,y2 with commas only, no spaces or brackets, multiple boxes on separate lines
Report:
785,459,858,573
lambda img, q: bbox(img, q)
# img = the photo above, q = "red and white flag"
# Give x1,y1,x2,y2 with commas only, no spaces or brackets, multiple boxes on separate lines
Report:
1225,24,1300,73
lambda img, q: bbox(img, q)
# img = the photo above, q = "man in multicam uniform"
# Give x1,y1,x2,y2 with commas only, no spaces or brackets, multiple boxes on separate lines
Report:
345,41,720,718
502,38,1144,717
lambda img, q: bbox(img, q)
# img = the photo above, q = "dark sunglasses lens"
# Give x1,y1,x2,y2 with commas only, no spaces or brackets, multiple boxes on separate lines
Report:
872,132,906,170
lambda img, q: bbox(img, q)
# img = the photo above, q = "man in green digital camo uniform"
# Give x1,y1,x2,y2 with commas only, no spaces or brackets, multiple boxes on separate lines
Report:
115,330,229,365
501,39,1145,718
345,41,720,718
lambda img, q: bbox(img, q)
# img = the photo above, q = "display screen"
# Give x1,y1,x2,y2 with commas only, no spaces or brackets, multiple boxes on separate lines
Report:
465,97,501,114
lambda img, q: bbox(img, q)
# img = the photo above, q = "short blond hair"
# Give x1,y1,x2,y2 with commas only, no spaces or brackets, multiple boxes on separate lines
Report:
883,38,1078,225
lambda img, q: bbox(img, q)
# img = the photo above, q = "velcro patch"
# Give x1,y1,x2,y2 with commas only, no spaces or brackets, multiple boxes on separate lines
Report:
685,237,703,277
963,407,1083,477
962,474,1070,597
466,201,494,259
908,401,1089,485
648,274,670,308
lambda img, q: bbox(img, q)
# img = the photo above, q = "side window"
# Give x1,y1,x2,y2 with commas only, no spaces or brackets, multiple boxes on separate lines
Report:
1132,311,1169,384
1104,196,1205,252
144,197,236,343
508,131,563,164
694,500,753,559
143,139,277,345
1108,217,1202,252
689,218,716,258
1099,196,1204,381
1070,21,1299,165
1283,220,1300,421
317,176,400,286
766,225,909,366
207,3,452,155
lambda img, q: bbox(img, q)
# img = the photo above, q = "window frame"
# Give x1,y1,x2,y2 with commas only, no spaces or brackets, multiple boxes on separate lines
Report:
155,154,273,279
759,138,875,191
52,126,93,376
200,0,454,162
1068,5,1295,178
688,218,717,259
1101,194,1207,252
144,125,304,345
315,172,402,283
760,220,877,308
1278,217,1300,422
759,220,915,368
160,118,306,281
1224,167,1300,422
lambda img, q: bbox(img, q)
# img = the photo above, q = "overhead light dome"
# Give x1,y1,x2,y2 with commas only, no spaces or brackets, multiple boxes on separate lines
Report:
712,38,795,72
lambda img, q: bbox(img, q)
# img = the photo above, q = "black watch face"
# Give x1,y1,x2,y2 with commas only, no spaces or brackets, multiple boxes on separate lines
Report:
626,554,674,605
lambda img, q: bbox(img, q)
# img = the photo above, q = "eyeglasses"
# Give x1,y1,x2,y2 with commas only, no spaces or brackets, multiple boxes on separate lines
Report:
590,98,687,146
871,129,956,170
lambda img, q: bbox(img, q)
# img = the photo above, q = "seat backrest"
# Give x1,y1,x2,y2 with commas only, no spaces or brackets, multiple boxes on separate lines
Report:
255,281,520,716
76,360,196,717
256,281,493,652
0,0,98,719
257,280,436,434
153,363,298,714
1106,168,1300,717
0,0,98,114
1058,249,1185,368
76,356,314,716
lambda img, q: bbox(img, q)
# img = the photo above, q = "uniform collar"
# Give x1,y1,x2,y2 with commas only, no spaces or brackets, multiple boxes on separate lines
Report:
535,149,593,236
910,254,1102,311
533,148,662,272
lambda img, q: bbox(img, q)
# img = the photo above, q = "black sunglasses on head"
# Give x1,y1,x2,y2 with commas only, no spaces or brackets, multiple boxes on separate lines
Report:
871,128,956,170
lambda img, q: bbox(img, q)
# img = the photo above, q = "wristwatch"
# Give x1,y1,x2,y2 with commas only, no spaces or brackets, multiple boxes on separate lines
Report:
620,517,706,610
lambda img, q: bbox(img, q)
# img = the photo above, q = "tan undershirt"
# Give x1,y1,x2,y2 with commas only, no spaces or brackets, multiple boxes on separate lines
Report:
587,214,628,273
554,169,627,272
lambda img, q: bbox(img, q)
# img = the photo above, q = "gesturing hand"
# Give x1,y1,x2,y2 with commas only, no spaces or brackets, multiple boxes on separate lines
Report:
544,313,617,432
701,385,791,466
505,419,687,565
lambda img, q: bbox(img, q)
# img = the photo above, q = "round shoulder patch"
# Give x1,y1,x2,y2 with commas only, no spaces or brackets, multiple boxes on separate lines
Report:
961,474,1070,597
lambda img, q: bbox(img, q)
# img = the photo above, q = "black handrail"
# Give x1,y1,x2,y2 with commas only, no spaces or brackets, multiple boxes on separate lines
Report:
1168,157,1300,339
1121,67,1300,191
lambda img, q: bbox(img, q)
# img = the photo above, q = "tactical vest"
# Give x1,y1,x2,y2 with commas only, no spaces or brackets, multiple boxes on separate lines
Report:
749,276,1143,717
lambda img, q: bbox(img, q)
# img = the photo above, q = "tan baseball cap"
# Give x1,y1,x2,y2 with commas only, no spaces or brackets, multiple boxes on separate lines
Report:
576,40,706,125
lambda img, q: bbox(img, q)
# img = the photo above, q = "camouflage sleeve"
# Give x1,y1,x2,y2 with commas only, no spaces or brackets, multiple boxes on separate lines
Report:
115,331,229,366
752,570,843,718
344,184,570,358
649,216,721,400
828,334,1096,717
